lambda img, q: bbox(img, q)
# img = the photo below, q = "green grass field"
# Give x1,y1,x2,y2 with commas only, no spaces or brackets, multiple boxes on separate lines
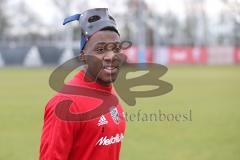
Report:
0,66,240,160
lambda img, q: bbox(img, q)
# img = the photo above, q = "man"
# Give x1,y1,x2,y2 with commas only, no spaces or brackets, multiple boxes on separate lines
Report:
40,8,126,160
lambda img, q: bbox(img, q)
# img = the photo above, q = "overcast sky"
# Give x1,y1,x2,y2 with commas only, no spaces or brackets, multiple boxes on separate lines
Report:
8,0,225,25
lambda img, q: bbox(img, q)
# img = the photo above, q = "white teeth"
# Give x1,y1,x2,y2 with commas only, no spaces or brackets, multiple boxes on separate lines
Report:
105,67,115,70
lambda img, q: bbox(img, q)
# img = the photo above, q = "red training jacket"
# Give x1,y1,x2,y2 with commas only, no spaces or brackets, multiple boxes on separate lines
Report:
40,70,126,160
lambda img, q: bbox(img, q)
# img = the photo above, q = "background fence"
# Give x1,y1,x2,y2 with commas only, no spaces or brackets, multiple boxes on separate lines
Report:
0,44,239,67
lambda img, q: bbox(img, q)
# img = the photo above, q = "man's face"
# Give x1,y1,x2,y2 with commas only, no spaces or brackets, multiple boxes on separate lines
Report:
82,30,126,85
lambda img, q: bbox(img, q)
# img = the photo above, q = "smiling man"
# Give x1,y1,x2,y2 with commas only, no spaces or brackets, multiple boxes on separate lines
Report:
40,8,126,160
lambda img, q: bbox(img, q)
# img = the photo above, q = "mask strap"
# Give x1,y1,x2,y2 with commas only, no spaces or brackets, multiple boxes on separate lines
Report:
63,14,81,25
80,36,88,51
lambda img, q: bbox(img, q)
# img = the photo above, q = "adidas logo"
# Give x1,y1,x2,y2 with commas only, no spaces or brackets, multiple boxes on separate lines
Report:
98,115,108,126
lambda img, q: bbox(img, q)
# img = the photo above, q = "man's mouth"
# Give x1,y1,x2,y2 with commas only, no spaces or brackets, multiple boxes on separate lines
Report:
103,65,119,74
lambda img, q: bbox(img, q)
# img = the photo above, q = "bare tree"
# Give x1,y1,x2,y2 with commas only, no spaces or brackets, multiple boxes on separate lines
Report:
183,0,208,46
222,0,240,22
222,0,240,46
10,1,44,43
52,0,88,43
0,0,9,40
53,0,73,18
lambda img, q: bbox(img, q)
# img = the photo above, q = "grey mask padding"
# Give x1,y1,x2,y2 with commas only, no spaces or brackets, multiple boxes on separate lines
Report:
63,8,119,38
80,8,119,37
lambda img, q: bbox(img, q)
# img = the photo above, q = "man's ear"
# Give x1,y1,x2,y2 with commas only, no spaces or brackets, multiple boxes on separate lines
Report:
80,51,87,64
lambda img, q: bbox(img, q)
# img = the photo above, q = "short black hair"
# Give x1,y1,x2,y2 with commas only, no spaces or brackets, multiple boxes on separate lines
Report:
82,26,120,51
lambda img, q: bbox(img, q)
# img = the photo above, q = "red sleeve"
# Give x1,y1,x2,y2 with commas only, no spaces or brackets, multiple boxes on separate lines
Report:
39,96,78,160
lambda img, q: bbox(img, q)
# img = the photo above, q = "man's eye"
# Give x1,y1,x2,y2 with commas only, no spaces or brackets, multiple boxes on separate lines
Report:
96,48,104,53
113,47,121,53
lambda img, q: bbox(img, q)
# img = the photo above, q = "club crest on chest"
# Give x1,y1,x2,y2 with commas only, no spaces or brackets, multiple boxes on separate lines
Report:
109,106,120,125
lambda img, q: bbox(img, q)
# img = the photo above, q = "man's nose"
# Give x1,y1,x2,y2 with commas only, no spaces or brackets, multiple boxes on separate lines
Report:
103,51,116,61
